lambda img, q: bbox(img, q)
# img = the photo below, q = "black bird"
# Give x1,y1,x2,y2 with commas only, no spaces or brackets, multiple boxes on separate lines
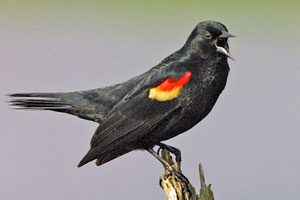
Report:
9,21,234,169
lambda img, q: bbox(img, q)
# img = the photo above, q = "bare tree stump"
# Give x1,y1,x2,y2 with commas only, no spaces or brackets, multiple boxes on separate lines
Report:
159,150,214,200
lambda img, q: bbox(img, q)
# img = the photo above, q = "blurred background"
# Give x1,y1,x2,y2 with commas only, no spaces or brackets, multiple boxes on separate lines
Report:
1,1,299,199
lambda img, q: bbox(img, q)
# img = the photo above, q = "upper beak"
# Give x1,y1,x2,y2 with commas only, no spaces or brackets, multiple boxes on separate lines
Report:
219,30,236,38
216,31,235,60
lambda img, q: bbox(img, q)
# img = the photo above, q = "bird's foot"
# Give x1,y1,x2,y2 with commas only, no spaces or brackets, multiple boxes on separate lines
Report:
157,143,182,171
164,169,192,197
168,169,190,185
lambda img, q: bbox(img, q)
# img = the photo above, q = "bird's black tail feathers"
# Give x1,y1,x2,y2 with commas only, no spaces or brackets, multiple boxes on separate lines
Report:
8,93,72,111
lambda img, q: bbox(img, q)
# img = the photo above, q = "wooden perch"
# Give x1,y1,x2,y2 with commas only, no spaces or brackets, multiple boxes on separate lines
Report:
159,150,214,200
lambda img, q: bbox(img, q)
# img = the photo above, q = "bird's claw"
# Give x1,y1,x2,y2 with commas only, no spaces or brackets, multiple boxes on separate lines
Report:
168,169,190,185
166,169,192,196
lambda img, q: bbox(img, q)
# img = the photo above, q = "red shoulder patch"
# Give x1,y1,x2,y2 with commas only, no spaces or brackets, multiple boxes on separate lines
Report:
157,71,192,91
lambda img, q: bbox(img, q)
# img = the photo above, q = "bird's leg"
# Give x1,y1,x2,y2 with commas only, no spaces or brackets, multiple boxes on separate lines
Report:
147,148,189,184
157,142,182,172
148,148,173,171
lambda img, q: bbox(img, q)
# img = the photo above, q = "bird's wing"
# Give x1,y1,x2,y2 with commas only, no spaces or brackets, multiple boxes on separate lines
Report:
122,62,189,100
78,65,192,167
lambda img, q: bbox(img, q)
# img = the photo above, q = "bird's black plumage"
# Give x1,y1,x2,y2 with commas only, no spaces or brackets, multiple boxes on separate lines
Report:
9,21,234,167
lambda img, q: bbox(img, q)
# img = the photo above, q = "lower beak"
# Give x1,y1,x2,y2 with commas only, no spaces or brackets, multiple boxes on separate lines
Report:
216,46,235,60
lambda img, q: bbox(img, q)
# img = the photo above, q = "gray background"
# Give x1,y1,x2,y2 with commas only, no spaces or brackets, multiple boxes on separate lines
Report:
1,1,299,200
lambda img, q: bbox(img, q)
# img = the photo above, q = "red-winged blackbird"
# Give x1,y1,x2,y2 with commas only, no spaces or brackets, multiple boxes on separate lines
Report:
9,21,234,168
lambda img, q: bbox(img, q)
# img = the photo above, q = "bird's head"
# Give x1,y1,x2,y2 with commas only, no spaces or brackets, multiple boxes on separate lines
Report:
186,21,235,60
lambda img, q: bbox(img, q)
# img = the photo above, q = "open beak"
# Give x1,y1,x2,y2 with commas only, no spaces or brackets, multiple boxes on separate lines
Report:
216,31,235,60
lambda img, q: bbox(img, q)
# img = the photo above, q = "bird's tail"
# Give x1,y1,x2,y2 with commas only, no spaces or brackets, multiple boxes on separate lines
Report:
8,92,72,111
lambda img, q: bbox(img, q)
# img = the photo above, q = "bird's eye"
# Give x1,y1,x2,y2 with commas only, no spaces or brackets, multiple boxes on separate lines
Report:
205,32,212,39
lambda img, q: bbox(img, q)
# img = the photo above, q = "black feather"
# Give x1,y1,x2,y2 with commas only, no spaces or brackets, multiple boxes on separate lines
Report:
9,93,71,111
78,92,182,167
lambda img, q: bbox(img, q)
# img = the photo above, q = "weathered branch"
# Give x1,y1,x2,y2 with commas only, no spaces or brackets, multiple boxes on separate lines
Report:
159,150,214,200
198,163,214,200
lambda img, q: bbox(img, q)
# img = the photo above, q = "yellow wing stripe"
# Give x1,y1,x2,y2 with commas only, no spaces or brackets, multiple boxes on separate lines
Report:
149,87,181,101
